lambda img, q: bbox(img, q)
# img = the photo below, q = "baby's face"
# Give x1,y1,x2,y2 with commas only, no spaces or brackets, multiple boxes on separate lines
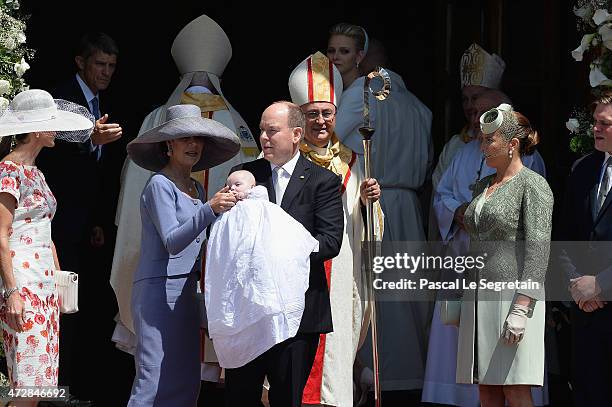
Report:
227,172,255,200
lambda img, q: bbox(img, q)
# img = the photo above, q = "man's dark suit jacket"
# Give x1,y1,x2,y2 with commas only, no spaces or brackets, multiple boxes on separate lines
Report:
36,76,125,259
231,154,344,333
557,149,612,405
558,150,612,300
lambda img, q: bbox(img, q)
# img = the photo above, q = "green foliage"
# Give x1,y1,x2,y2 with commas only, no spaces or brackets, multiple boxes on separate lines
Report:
0,0,34,107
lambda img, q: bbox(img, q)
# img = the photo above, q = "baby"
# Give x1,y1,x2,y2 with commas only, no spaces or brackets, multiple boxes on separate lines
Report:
226,169,267,201
205,169,318,369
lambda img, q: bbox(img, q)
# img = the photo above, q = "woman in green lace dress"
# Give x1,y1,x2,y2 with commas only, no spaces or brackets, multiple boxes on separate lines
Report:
456,104,553,406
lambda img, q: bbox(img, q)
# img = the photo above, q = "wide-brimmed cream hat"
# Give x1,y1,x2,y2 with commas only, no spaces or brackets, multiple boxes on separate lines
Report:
127,104,240,172
0,89,94,142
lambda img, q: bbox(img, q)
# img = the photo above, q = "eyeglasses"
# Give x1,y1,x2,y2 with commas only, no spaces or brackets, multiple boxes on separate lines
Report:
304,110,336,121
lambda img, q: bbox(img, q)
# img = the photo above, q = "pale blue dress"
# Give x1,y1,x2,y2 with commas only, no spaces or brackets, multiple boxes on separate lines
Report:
128,174,216,407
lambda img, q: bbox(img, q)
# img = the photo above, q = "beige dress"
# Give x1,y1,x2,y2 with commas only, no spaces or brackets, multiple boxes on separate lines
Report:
456,167,553,385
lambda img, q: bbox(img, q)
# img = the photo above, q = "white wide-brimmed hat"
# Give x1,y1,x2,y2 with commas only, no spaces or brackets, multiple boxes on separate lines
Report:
127,104,240,172
0,89,94,142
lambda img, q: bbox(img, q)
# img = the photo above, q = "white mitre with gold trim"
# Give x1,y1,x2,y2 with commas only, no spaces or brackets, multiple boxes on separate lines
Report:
288,51,343,106
171,14,231,76
460,43,505,89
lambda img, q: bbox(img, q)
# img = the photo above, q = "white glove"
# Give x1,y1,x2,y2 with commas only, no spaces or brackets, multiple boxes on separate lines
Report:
502,303,530,345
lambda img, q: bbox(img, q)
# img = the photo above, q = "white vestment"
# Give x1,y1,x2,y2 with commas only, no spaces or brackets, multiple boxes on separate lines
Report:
423,138,548,405
301,142,384,407
205,186,318,368
109,72,259,379
428,132,470,241
335,71,434,391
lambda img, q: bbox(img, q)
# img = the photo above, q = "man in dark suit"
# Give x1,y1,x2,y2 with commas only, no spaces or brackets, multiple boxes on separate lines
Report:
35,32,123,404
558,91,612,406
224,101,343,407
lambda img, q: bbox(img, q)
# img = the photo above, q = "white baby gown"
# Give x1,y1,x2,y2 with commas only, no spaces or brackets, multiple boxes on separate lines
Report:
205,185,319,368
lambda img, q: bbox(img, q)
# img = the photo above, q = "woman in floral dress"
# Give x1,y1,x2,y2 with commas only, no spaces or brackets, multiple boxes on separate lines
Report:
0,89,93,396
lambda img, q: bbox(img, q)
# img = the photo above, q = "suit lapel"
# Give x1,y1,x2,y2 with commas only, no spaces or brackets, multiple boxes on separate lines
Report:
590,179,600,221
281,155,310,210
590,152,610,225
256,160,276,204
595,184,612,225
71,76,92,113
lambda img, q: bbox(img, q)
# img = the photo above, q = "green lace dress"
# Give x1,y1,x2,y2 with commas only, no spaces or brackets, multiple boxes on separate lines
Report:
456,167,553,385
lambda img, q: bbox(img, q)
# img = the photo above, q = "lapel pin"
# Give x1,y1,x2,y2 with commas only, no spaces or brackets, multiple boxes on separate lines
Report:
299,175,305,179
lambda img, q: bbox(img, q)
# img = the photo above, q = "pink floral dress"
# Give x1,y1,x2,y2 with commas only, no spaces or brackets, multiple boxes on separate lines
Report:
0,161,59,387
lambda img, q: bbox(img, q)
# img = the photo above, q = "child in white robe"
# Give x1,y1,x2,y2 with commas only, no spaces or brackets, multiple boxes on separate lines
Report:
205,170,318,368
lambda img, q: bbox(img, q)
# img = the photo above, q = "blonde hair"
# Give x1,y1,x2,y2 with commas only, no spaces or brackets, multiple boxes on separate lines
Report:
329,23,367,51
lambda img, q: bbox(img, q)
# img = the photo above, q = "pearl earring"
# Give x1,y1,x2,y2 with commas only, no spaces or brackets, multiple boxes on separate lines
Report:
508,148,514,159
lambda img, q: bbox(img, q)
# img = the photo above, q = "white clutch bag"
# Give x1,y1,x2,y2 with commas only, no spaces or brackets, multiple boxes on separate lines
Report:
55,270,78,314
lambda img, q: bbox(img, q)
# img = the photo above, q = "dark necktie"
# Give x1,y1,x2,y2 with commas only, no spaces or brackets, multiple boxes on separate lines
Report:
597,156,612,212
91,96,101,120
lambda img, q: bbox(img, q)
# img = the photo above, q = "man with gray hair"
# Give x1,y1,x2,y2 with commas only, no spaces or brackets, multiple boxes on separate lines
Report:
226,101,344,407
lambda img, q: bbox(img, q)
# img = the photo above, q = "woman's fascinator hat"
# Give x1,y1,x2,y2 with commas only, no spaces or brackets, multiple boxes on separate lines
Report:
480,103,520,140
0,89,94,142
127,104,240,172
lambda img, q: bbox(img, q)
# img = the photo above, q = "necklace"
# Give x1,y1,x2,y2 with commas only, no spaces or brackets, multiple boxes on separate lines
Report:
162,170,197,197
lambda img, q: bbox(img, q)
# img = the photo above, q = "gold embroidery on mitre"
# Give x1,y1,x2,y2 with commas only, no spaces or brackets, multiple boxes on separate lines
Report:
310,52,333,104
461,44,486,87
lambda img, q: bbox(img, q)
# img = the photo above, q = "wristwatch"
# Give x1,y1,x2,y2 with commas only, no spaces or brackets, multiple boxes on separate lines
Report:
3,286,19,300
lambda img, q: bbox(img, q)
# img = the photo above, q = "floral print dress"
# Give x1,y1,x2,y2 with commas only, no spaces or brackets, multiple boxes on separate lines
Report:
0,161,59,387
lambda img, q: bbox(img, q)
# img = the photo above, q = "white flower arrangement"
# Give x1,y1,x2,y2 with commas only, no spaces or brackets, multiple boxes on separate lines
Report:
0,0,34,102
566,107,595,155
571,1,612,87
568,0,611,154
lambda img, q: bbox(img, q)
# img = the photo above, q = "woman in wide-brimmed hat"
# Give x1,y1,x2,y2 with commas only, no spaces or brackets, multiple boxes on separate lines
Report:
0,89,93,399
126,104,240,406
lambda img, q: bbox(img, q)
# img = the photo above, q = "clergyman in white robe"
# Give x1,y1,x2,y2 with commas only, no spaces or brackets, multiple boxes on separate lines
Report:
335,69,434,391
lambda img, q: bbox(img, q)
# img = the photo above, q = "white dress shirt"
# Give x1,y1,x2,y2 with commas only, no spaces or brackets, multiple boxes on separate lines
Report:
270,151,300,204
